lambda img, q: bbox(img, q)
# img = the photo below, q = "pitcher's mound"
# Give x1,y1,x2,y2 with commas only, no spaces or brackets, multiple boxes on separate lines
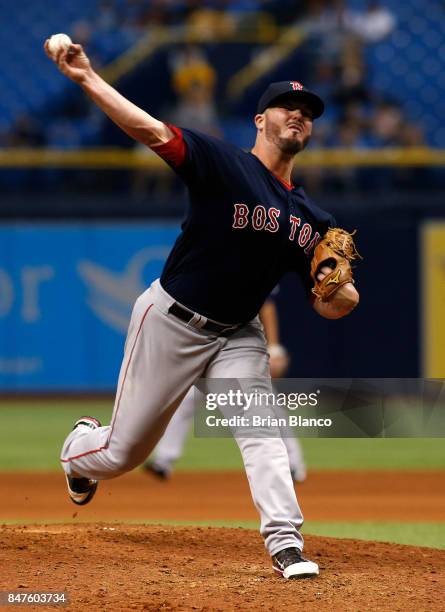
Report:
1,524,444,611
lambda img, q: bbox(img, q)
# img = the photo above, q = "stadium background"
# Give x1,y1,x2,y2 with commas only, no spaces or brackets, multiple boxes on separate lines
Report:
0,1,444,609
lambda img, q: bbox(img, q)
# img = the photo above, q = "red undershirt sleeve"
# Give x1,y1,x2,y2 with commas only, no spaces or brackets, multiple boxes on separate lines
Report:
149,123,187,168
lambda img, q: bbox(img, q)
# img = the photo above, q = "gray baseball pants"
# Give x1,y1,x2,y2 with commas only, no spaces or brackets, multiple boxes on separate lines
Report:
61,279,304,556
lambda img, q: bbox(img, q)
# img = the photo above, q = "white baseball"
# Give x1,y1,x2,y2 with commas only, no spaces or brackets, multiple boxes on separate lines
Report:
48,33,72,56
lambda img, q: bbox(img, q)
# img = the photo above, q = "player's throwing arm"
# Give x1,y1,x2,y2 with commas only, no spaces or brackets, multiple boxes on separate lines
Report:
44,36,172,147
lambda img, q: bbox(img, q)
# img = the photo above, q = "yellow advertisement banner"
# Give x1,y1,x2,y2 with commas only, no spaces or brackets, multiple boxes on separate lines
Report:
422,222,445,377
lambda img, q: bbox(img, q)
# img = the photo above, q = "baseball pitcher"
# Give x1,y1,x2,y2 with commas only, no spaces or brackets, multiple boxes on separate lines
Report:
46,39,360,579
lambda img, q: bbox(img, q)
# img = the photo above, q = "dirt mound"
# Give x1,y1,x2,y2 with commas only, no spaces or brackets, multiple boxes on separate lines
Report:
0,524,443,611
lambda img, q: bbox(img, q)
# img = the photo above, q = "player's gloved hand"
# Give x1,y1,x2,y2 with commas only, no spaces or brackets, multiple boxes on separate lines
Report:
311,228,361,302
44,41,92,84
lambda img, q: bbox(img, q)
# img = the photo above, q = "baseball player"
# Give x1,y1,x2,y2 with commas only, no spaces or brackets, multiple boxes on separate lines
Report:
144,296,307,482
46,39,360,579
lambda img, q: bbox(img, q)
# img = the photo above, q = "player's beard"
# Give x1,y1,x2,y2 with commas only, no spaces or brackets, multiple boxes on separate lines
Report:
265,121,310,155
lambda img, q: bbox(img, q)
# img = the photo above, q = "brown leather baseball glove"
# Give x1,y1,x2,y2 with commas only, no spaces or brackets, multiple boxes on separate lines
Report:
311,228,361,302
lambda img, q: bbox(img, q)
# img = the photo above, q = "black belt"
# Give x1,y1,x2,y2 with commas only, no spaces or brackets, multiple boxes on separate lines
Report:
168,303,241,336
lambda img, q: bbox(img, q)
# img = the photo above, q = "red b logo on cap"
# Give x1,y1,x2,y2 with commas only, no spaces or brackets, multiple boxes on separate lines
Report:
289,81,303,91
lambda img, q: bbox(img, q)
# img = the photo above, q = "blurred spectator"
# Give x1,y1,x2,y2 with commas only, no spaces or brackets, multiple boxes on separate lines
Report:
340,102,368,135
394,122,429,189
332,37,371,106
345,1,396,43
133,43,221,201
296,0,358,79
72,20,94,48
5,114,46,147
123,0,177,29
186,6,236,40
337,117,367,148
370,101,403,146
306,60,336,105
398,123,426,148
169,81,221,136
298,0,396,43
300,0,346,34
329,120,362,191
170,45,217,98
169,44,220,134
97,0,120,31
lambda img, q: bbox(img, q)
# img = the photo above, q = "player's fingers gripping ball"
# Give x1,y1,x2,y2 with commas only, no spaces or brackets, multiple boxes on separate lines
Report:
311,228,362,301
47,33,73,57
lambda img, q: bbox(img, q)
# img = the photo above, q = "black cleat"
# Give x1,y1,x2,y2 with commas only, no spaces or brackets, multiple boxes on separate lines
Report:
65,416,101,506
143,461,170,481
65,474,98,505
272,547,319,579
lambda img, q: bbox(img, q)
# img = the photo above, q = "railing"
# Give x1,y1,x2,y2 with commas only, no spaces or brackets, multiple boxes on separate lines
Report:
1,147,444,169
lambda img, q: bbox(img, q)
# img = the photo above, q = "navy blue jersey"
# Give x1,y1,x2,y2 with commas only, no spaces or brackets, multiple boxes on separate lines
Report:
153,125,335,324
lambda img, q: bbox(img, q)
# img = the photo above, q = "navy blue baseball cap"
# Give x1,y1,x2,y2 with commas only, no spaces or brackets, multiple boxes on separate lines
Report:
257,81,325,119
